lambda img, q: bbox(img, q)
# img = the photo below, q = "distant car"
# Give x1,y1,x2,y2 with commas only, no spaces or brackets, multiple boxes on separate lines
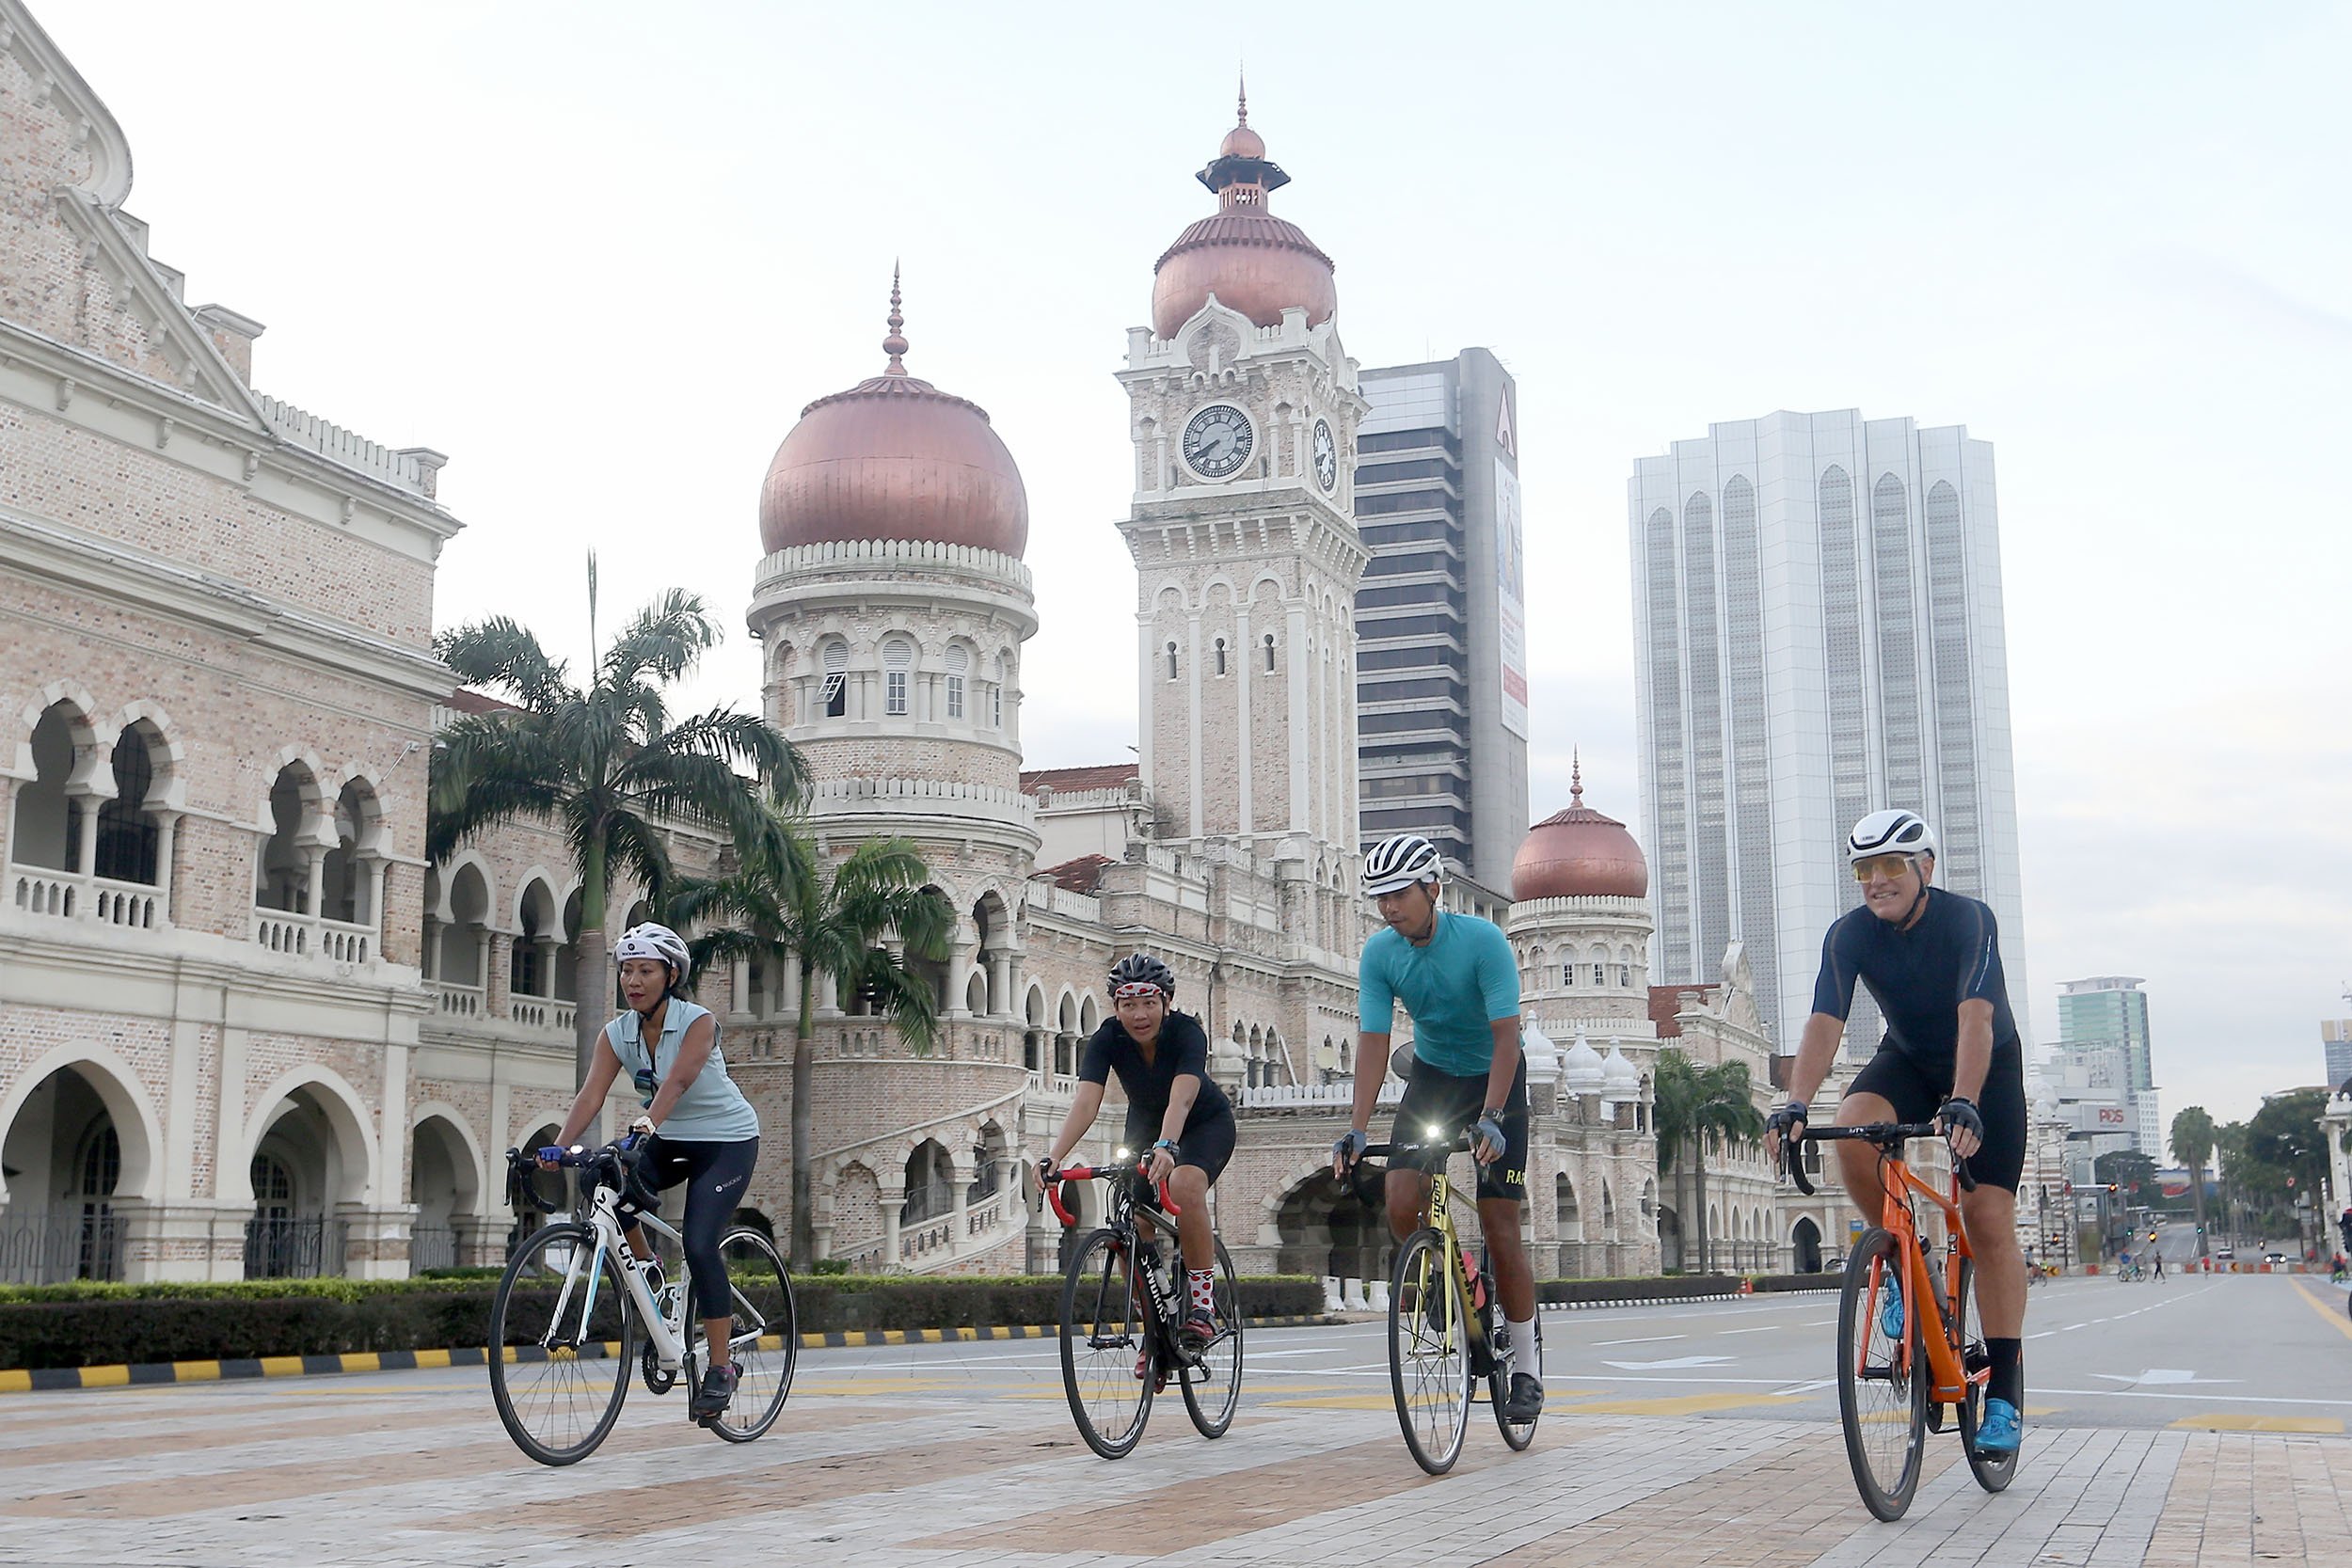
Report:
2215,1247,2235,1260
2264,1252,2288,1265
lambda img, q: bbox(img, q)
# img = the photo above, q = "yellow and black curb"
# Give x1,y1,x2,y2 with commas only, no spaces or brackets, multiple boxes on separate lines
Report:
0,1313,1334,1394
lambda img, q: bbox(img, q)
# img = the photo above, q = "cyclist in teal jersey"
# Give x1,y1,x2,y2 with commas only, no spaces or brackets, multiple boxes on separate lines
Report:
1332,833,1542,1421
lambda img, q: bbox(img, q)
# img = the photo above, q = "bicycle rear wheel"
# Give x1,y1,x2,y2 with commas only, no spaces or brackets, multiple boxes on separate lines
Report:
1389,1227,1472,1476
1179,1236,1244,1438
685,1226,797,1443
1060,1227,1152,1458
1950,1257,2016,1492
1836,1227,1927,1520
488,1222,633,1465
1491,1295,1542,1451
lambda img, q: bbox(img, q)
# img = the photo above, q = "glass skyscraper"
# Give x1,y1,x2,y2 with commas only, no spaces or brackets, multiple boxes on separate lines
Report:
1629,410,2027,1055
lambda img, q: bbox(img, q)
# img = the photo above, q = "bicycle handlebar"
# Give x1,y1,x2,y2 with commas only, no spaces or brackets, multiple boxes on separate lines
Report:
1357,1132,1475,1162
1037,1162,1177,1227
1788,1122,1976,1194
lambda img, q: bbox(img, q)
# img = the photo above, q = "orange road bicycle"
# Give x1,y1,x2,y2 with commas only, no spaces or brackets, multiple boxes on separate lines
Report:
1787,1123,2015,1520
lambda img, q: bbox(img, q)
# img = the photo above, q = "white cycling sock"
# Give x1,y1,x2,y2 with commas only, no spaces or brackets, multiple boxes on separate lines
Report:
1188,1267,1216,1313
1505,1315,1536,1374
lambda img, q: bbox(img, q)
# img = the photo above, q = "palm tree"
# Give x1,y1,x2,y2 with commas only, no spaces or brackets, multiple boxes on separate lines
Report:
1654,1049,1767,1274
668,816,954,1269
429,589,803,1080
2170,1104,2216,1257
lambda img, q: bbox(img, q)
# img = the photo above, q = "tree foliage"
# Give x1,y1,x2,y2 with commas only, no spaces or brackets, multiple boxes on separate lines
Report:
1652,1049,1767,1273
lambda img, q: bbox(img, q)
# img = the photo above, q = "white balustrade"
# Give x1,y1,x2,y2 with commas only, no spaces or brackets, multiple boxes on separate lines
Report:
11,868,80,919
89,878,160,928
319,920,372,963
431,982,484,1018
252,911,310,955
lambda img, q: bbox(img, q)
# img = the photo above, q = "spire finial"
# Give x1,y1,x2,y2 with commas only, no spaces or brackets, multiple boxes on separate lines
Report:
1571,749,1583,806
882,261,909,373
1237,64,1248,125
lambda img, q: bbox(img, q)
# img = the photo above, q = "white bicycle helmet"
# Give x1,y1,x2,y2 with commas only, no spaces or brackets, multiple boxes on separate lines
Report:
613,922,691,985
1846,809,1936,864
1361,833,1444,896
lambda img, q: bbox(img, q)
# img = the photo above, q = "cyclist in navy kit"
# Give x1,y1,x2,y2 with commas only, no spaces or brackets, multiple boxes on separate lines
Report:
1765,810,2028,1456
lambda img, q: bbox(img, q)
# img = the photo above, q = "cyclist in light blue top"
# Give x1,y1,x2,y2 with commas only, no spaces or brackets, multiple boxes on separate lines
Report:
1332,833,1542,1421
541,923,758,1422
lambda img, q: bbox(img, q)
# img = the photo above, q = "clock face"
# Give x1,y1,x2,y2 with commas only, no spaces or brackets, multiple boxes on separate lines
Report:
1182,404,1255,480
1312,418,1338,493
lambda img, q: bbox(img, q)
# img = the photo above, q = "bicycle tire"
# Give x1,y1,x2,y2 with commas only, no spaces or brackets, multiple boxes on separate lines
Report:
1950,1257,2017,1493
683,1226,798,1443
488,1221,633,1466
1491,1296,1542,1451
1836,1227,1927,1520
1060,1227,1152,1459
1179,1236,1244,1438
1389,1227,1472,1476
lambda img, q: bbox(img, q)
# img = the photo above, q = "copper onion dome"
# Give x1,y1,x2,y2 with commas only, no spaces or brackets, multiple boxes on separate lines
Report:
757,269,1030,559
1511,757,1651,901
1150,85,1336,341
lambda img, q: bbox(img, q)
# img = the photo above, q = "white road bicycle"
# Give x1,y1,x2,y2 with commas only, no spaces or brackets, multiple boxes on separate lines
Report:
492,1137,797,1465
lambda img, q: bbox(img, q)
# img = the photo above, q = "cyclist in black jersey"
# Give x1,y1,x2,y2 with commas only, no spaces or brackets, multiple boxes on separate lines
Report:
1766,810,2027,1457
1038,953,1236,1354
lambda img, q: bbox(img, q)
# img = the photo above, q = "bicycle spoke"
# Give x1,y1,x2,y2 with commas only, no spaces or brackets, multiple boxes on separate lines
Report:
698,1227,796,1443
1060,1229,1152,1458
489,1223,633,1465
1390,1228,1470,1474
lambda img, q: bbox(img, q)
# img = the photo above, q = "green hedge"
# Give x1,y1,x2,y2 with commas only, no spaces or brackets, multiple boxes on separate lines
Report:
0,1275,1325,1371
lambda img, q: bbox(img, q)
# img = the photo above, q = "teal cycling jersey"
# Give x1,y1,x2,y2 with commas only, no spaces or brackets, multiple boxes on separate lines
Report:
1358,910,1521,1078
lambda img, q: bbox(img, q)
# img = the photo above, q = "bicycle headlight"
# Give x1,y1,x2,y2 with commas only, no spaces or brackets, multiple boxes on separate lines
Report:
1115,1146,1131,1161
1426,1123,1445,1140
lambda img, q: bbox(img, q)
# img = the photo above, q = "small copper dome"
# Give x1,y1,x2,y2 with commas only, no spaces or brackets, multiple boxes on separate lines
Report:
1151,93,1336,341
1511,760,1650,901
757,272,1029,559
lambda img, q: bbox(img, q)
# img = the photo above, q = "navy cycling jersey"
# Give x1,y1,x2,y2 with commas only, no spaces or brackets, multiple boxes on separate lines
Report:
1810,887,2021,1072
1077,1011,1232,1137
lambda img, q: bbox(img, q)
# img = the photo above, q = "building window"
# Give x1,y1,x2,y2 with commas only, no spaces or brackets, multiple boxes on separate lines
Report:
1213,637,1228,676
1165,641,1179,681
883,638,914,717
1263,633,1277,673
946,644,968,721
992,652,1007,728
821,641,849,718
1617,964,1630,987
1563,964,1575,989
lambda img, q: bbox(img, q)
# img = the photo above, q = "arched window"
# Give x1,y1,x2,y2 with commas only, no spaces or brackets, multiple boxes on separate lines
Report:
321,780,379,927
1262,633,1277,673
1165,641,1180,681
1562,963,1575,990
820,641,849,719
991,652,1006,728
94,724,160,885
256,763,318,912
1213,637,1228,675
12,702,90,874
945,644,968,721
882,638,914,717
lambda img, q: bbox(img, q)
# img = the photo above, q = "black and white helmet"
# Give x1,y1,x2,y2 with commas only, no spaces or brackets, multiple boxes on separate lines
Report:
613,922,691,985
1846,810,1936,864
1361,833,1444,896
1107,952,1176,1001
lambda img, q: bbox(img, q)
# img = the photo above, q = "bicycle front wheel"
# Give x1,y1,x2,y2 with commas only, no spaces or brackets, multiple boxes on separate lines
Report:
1060,1227,1152,1459
685,1226,798,1443
488,1222,633,1465
1950,1257,2016,1493
1837,1227,1928,1520
1389,1227,1472,1476
1179,1237,1244,1439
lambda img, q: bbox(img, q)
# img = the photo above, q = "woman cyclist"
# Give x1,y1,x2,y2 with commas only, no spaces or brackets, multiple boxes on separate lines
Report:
539,922,759,1423
1037,953,1236,1355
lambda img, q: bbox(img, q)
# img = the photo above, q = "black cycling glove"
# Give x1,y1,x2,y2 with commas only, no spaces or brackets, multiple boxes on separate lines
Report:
1938,1095,1984,1145
1766,1100,1809,1143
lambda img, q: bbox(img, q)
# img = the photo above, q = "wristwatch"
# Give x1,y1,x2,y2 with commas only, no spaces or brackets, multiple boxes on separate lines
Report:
1152,1138,1180,1154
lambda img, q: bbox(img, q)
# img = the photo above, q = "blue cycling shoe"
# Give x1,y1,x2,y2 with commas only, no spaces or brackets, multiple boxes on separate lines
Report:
1973,1397,2022,1454
1878,1284,1904,1343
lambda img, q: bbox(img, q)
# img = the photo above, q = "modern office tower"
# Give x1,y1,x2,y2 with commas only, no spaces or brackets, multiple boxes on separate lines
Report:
1629,410,2026,1054
2058,977,2156,1153
2322,1019,2352,1090
1355,350,1531,894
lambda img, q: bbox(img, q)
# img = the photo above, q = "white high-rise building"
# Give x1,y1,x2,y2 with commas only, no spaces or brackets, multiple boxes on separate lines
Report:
1629,410,2028,1056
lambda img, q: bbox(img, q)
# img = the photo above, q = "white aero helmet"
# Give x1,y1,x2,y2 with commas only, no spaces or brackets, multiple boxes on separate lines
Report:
1361,833,1444,896
1846,809,1936,864
613,922,691,984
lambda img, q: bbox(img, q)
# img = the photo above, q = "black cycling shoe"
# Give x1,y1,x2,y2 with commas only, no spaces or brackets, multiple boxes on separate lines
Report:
690,1362,739,1422
1501,1373,1545,1422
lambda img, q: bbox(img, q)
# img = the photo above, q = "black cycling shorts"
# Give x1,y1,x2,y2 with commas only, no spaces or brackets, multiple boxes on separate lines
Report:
1390,1055,1530,1202
1843,1046,2025,1193
619,1135,759,1314
1122,1108,1235,1184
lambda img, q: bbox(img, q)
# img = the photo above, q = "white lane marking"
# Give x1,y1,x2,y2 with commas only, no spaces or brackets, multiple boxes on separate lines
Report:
1717,1325,1778,1335
1770,1378,1836,1396
1804,1319,1836,1326
2091,1369,2240,1386
1600,1354,1737,1370
2027,1331,2058,1340
2037,1385,2346,1408
1593,1335,1686,1346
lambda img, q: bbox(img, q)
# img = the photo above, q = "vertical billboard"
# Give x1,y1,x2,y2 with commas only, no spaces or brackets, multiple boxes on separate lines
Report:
1495,456,1529,737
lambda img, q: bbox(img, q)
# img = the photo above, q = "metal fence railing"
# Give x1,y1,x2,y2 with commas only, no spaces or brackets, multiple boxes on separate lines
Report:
409,1227,456,1273
0,1205,125,1285
243,1216,348,1279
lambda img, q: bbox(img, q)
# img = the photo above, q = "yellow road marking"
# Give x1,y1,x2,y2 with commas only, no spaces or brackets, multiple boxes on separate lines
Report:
2168,1414,2344,1435
1264,1394,1400,1410
174,1361,222,1383
77,1365,130,1388
794,1377,954,1395
0,1370,29,1394
2289,1280,2352,1346
1572,1393,1805,1417
413,1349,452,1370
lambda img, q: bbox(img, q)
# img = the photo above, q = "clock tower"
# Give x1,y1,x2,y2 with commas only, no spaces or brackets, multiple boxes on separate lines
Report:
1117,91,1370,953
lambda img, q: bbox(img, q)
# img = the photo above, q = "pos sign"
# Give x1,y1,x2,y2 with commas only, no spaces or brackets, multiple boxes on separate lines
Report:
2096,1107,2127,1126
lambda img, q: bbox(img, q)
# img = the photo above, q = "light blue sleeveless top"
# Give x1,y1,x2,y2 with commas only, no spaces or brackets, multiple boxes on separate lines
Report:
603,999,759,1142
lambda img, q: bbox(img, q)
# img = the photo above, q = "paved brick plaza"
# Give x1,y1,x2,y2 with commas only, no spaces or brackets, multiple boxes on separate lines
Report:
4,1343,2346,1568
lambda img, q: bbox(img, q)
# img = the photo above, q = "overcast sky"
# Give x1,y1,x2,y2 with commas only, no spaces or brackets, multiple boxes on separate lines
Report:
41,2,2351,1136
